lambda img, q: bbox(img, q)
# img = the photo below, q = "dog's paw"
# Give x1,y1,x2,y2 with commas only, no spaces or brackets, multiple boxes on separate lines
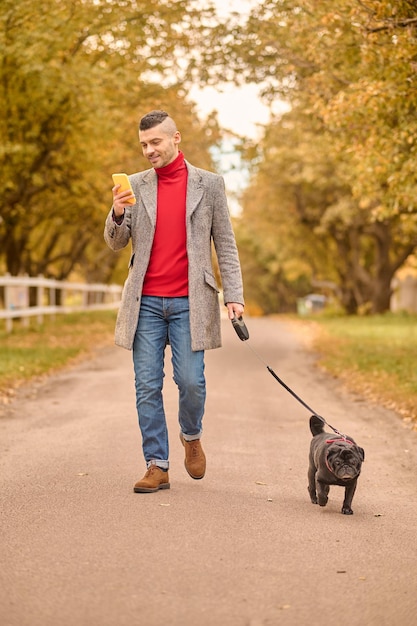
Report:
318,496,328,507
341,506,353,515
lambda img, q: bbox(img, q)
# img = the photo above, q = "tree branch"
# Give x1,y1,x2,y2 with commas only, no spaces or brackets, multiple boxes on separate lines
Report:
365,17,417,34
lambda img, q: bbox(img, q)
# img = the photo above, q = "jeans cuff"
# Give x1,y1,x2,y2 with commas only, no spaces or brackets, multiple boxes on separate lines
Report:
181,431,202,442
147,459,169,470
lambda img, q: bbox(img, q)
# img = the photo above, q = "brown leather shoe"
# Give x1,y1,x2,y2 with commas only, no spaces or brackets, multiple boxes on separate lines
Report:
180,433,206,479
133,465,170,493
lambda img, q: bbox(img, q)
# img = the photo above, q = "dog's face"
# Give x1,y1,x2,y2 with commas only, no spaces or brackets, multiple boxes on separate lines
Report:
326,442,365,481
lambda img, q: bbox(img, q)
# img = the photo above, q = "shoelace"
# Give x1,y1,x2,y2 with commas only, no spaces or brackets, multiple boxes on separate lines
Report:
188,441,201,457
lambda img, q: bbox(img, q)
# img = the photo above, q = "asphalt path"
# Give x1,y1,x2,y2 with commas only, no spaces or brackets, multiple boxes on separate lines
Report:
1,316,417,626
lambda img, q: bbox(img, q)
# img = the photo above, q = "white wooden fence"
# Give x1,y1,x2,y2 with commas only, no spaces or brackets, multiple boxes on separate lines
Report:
0,274,122,332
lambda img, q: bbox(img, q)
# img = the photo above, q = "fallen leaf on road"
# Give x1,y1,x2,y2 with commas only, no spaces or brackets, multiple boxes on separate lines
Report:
255,481,267,485
77,473,88,476
159,503,170,507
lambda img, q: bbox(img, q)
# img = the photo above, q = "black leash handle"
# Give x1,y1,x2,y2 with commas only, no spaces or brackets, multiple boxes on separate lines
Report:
231,315,250,341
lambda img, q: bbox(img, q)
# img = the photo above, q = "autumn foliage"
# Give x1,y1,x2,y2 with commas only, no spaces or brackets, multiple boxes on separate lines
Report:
1,0,416,314
207,0,417,313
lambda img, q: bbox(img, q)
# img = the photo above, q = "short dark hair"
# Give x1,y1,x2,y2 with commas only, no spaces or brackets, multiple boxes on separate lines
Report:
139,110,169,131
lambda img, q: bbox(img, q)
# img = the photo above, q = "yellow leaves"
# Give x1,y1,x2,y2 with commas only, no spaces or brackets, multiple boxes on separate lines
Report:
0,0,219,280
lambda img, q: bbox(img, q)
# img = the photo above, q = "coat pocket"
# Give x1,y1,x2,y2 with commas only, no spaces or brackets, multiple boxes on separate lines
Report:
204,270,219,293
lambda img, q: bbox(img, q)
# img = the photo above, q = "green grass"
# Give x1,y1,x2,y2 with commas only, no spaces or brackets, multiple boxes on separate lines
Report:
0,310,117,403
299,312,417,422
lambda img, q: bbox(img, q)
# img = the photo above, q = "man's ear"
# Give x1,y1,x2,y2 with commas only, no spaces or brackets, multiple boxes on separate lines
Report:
174,131,181,146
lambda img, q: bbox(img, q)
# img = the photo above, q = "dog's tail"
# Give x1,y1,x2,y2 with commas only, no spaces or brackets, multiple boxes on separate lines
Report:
310,414,325,436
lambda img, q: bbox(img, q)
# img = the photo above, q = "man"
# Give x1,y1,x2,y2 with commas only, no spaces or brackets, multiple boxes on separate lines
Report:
104,110,244,493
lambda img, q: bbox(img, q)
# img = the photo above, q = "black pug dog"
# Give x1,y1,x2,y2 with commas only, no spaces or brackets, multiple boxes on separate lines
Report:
308,415,365,515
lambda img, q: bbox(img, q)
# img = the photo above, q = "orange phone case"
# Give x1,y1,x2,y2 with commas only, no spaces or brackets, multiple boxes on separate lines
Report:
112,173,136,205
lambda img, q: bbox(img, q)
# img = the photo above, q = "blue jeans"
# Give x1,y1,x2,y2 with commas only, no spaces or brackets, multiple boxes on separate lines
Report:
132,296,206,469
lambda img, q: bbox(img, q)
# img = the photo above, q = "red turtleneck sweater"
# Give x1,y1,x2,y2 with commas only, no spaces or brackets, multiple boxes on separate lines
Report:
142,152,189,297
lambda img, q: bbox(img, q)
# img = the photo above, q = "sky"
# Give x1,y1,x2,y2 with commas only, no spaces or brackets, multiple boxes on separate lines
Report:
189,82,277,140
188,82,274,214
189,82,265,214
188,0,289,211
190,0,271,140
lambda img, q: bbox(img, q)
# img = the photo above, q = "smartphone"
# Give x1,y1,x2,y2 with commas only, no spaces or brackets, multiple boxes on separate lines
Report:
112,173,136,205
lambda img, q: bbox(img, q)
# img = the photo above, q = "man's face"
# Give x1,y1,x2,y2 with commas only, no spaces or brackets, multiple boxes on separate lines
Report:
139,122,181,169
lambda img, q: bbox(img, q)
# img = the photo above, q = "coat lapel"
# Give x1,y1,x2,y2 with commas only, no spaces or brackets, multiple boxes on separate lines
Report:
185,162,204,219
139,169,158,226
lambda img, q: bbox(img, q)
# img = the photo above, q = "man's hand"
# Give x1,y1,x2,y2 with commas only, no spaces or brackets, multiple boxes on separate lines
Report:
112,184,135,217
226,302,244,320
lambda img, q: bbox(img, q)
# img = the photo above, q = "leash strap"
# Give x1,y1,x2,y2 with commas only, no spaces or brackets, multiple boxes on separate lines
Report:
266,365,318,415
232,316,347,439
265,364,346,439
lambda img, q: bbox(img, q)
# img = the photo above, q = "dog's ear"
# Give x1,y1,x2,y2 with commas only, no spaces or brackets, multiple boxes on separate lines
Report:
358,447,365,461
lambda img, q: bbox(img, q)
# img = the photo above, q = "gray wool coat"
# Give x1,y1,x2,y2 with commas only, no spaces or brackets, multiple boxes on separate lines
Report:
104,160,244,351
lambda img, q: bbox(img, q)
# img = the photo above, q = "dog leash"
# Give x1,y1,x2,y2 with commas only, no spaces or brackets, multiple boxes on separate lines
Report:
231,316,347,440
